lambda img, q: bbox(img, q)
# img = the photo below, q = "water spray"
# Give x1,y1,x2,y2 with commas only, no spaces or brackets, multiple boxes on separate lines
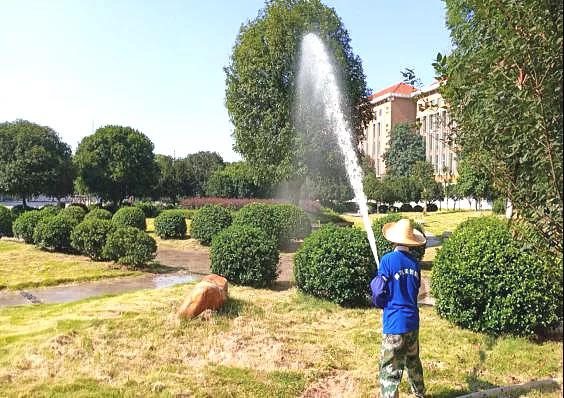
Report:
296,33,380,267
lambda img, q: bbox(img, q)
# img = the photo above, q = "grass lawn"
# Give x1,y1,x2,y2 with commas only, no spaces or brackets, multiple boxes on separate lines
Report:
0,241,142,291
342,210,493,237
0,285,561,397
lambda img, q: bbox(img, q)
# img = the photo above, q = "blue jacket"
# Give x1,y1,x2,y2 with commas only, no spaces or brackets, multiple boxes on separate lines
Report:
370,249,421,334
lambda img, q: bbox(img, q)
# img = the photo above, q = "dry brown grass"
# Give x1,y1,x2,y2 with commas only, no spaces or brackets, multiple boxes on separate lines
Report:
0,284,561,397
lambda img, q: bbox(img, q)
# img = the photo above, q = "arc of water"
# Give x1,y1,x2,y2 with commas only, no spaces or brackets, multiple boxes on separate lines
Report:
298,33,380,267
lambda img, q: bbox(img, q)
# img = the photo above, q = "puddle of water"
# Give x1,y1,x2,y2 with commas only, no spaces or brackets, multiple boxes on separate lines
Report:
0,272,199,307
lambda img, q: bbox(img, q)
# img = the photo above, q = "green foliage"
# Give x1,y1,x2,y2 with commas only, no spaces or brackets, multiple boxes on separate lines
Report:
84,208,113,221
154,211,187,239
225,0,372,182
9,204,34,220
294,225,375,306
435,1,563,254
372,214,426,261
392,176,421,204
134,201,159,218
0,120,75,204
432,217,563,336
12,210,43,243
112,207,146,231
102,227,157,266
190,204,233,245
60,206,87,223
33,215,79,252
183,151,224,196
455,155,494,205
39,205,62,218
210,224,279,287
411,160,437,209
492,198,506,215
382,123,425,177
71,219,115,260
205,161,269,198
74,125,158,204
399,203,413,212
272,204,312,247
0,205,13,237
233,203,282,246
153,155,193,203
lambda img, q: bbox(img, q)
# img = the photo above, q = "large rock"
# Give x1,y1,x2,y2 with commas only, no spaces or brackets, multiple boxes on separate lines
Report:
177,274,228,319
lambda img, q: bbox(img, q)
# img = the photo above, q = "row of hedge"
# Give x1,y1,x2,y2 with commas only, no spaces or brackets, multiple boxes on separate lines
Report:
2,204,156,266
368,203,439,214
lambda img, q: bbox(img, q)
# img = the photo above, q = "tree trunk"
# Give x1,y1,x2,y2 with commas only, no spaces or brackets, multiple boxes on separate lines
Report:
22,195,27,207
423,202,427,216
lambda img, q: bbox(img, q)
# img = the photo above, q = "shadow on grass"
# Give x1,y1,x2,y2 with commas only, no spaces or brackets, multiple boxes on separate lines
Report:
127,261,182,274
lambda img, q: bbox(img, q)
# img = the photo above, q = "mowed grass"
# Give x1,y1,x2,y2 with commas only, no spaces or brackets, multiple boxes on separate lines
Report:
0,241,141,290
0,285,561,397
342,209,492,236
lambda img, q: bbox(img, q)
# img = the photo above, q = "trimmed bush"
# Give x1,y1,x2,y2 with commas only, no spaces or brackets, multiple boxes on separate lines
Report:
39,205,62,218
68,203,89,212
432,217,563,336
12,210,43,243
102,227,156,266
10,204,33,220
154,211,187,239
61,205,87,223
33,215,79,252
112,207,146,231
492,198,505,214
210,225,279,287
372,214,426,261
84,208,113,221
71,219,115,260
190,204,233,245
399,203,413,212
427,203,438,212
135,201,159,218
413,205,424,212
294,224,375,306
378,205,389,214
0,205,13,237
272,204,312,247
233,203,282,245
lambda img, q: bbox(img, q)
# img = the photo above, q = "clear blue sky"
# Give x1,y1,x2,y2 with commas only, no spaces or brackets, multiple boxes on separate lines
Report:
0,0,451,162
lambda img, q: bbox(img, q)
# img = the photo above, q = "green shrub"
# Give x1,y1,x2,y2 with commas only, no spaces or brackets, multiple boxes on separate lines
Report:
399,203,413,212
413,205,423,212
68,203,89,212
61,205,87,223
492,198,505,214
71,219,115,260
102,227,156,266
294,225,375,306
190,204,232,245
272,204,312,247
10,204,34,220
427,203,438,212
210,225,279,287
371,214,426,261
154,211,187,239
12,210,43,243
33,215,79,252
233,203,282,245
135,201,159,218
112,207,146,231
84,208,113,221
431,217,563,336
0,205,13,237
39,205,62,218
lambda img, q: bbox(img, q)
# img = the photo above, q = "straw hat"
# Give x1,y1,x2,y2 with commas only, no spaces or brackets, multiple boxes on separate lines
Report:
382,218,426,247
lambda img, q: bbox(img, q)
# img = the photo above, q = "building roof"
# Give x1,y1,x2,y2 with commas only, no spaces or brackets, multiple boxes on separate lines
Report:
368,82,417,101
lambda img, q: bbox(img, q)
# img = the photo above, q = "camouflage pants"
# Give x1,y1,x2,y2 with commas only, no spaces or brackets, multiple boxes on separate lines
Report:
380,330,425,398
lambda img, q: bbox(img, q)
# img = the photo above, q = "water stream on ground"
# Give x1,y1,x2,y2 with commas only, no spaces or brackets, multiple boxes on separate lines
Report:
296,33,379,266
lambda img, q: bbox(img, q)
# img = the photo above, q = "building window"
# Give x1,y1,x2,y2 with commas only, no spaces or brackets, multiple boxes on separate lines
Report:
379,109,382,116
422,116,427,133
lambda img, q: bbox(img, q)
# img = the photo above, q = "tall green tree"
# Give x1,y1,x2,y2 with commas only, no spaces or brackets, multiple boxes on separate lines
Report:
382,123,426,177
434,0,563,254
455,156,494,210
183,151,224,196
205,161,270,198
153,155,191,203
74,125,158,205
411,160,437,214
0,120,74,205
225,0,372,183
